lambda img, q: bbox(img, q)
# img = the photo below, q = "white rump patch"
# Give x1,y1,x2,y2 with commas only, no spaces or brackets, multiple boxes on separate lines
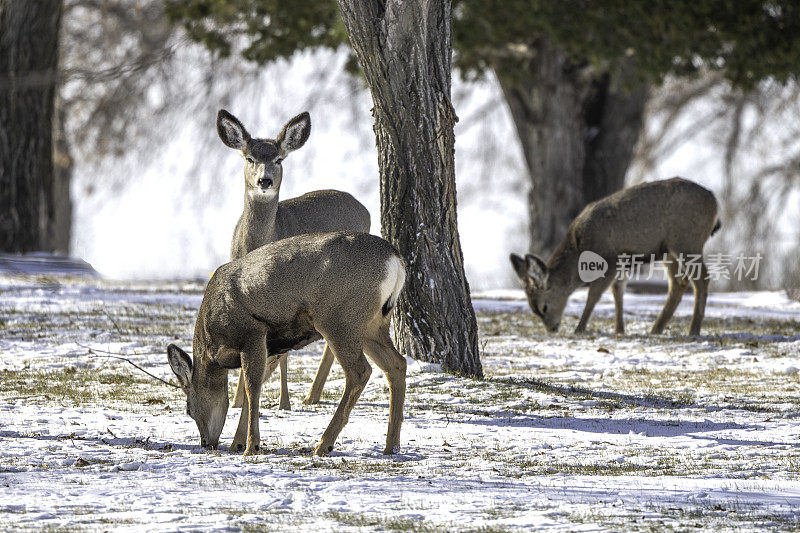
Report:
379,255,406,311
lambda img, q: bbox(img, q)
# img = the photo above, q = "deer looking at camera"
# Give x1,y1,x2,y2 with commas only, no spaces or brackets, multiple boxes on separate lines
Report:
217,109,370,411
167,231,407,456
510,177,720,336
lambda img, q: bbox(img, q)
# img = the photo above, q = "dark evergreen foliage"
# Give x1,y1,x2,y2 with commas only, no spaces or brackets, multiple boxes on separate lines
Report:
167,0,800,88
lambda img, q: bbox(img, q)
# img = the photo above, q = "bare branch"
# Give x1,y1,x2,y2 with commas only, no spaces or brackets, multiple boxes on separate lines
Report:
75,342,181,389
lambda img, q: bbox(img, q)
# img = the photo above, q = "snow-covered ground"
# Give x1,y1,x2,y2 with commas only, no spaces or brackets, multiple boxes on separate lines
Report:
2,273,800,531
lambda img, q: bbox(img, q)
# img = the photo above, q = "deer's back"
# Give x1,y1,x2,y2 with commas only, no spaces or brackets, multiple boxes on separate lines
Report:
231,190,370,261
207,232,400,354
274,190,370,241
571,178,719,255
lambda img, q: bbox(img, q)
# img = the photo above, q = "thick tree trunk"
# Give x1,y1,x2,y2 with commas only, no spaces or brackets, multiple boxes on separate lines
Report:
338,0,481,377
498,44,588,256
582,73,649,205
0,0,62,253
497,42,648,257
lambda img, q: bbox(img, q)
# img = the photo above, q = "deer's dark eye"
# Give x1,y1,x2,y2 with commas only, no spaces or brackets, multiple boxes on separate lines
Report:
274,158,283,165
542,303,549,314
245,156,255,165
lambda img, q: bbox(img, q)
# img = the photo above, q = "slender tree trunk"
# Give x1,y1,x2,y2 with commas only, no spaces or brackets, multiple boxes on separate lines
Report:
0,0,63,253
337,0,481,377
51,95,72,254
497,41,648,257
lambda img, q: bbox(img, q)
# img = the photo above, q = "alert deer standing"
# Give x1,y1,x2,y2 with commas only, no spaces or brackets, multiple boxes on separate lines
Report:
217,109,370,410
510,178,720,336
167,231,407,456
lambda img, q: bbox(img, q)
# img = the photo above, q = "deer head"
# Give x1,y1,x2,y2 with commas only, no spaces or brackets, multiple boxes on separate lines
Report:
216,109,311,199
167,343,229,449
509,253,569,332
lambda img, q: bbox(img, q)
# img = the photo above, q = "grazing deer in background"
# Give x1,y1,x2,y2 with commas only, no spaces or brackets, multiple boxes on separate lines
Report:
510,177,720,336
167,231,407,456
217,109,370,411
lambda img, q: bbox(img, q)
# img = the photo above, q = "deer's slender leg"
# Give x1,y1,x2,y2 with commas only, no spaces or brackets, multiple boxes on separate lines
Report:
233,344,283,409
651,257,689,334
689,261,709,336
230,337,270,456
232,369,245,408
575,275,615,333
314,337,371,456
363,323,406,455
278,354,290,410
232,354,280,452
241,340,268,456
231,398,249,453
611,278,627,335
304,343,335,405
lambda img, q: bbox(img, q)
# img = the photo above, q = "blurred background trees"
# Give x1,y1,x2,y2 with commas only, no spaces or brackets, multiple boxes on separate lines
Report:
457,0,800,256
1,0,799,295
632,74,800,291
0,1,62,252
56,0,183,252
2,0,186,253
167,0,800,256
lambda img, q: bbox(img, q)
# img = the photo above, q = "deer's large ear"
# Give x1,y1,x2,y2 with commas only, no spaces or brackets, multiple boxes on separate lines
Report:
510,253,529,282
524,254,549,287
276,111,311,157
217,109,250,150
167,344,192,389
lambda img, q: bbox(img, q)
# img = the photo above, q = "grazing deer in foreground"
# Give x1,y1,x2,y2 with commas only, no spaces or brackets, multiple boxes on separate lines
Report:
510,178,720,336
167,231,407,456
217,109,370,411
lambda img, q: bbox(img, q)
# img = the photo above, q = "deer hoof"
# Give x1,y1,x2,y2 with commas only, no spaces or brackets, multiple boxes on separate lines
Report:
314,443,334,456
243,444,260,456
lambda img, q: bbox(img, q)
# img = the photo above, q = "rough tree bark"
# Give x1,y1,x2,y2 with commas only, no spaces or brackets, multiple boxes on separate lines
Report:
498,40,648,256
337,0,482,377
0,0,63,253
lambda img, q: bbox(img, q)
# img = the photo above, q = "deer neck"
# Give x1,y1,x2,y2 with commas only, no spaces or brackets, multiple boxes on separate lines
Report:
193,354,228,387
193,301,245,371
548,239,583,291
242,190,280,243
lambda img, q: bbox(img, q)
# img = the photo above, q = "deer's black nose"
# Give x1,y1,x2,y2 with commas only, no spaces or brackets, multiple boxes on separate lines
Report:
257,177,273,189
